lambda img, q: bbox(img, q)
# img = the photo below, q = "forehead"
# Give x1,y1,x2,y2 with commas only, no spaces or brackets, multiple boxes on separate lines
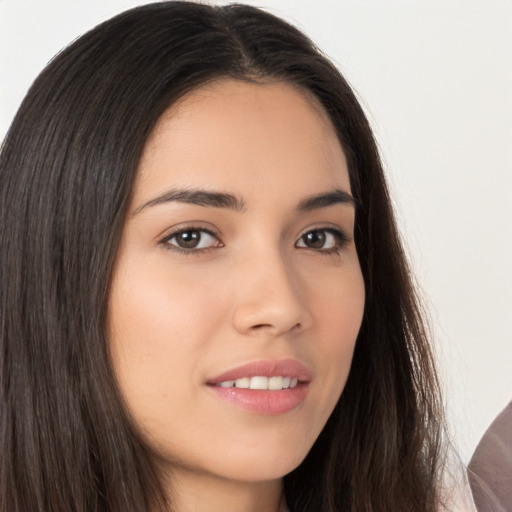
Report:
135,79,350,203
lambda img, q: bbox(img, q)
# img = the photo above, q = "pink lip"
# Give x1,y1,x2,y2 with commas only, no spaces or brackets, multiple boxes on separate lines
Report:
206,359,311,415
207,358,312,384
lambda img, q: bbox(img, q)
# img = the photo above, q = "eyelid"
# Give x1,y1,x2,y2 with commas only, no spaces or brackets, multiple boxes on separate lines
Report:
297,223,352,240
158,223,223,253
295,225,351,253
157,220,221,242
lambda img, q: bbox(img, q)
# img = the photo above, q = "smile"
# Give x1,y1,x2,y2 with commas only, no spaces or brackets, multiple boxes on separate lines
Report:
217,376,299,390
207,359,311,415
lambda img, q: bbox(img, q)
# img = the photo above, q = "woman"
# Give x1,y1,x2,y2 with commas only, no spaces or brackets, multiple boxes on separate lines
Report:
0,2,453,511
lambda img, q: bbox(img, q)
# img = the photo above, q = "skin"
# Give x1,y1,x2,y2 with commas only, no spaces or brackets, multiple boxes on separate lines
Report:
108,80,365,512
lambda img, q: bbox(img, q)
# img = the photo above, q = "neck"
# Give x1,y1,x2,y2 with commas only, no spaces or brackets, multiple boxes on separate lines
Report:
160,467,285,512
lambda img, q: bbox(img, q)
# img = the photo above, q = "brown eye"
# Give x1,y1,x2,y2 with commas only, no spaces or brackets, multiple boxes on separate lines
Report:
296,228,347,252
301,230,326,249
163,228,220,251
174,230,201,248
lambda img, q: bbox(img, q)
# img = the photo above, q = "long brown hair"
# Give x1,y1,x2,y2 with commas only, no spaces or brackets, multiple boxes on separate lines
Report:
0,2,445,511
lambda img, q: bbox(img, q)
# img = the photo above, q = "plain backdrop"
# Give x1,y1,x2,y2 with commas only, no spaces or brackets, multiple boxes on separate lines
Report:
1,0,511,464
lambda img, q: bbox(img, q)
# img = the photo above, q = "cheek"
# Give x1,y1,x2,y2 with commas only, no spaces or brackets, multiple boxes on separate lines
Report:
110,253,222,342
310,259,365,347
107,259,223,410
306,264,365,416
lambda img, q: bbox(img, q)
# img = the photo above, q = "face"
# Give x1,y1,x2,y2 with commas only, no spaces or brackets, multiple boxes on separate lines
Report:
108,80,365,485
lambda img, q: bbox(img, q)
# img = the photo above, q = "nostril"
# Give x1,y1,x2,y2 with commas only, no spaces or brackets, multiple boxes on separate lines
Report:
232,294,310,336
250,322,302,332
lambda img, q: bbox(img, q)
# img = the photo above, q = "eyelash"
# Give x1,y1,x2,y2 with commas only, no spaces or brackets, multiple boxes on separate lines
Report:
159,225,221,255
158,226,350,255
296,227,350,256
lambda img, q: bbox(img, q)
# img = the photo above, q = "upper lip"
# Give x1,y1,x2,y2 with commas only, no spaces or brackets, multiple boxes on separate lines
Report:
207,358,312,385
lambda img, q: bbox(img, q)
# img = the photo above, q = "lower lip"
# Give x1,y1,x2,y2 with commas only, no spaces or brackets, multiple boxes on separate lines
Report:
207,383,309,415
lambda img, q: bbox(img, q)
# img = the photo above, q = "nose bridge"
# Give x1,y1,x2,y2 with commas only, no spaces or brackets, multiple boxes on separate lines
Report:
231,244,312,336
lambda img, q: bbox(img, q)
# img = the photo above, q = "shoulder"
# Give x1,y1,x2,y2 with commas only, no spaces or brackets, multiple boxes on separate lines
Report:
468,401,512,512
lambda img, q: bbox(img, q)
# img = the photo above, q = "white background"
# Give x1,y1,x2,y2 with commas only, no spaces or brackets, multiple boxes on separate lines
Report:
1,0,511,464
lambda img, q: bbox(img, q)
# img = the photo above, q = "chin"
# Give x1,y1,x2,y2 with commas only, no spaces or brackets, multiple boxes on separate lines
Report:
207,438,312,483
153,432,312,484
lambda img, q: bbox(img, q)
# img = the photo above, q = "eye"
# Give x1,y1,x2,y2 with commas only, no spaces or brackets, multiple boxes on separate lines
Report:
295,228,348,253
160,227,222,252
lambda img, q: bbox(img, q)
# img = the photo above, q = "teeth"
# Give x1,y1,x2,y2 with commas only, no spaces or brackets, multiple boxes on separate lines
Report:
268,376,283,390
250,376,268,389
234,377,250,388
217,376,300,390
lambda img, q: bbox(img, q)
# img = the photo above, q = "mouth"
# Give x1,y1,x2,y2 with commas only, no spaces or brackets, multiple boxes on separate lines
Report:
215,375,300,390
206,359,311,415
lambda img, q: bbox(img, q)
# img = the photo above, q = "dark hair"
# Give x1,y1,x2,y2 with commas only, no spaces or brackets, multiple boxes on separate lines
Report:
0,2,445,511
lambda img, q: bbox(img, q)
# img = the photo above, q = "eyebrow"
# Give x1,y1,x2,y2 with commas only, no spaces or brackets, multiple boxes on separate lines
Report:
133,187,356,216
133,188,246,215
297,189,357,212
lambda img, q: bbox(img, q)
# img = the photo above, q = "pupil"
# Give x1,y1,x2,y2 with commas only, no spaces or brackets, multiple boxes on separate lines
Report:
177,231,200,248
305,231,325,248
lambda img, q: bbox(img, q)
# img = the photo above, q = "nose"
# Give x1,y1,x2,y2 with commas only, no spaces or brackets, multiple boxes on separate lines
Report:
231,250,313,337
